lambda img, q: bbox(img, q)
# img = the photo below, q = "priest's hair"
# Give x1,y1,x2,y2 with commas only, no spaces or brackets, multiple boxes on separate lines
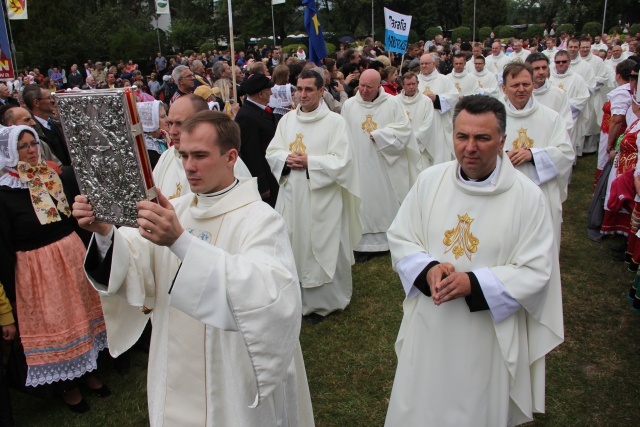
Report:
181,110,241,154
298,69,324,89
453,95,506,136
502,62,533,86
525,52,548,65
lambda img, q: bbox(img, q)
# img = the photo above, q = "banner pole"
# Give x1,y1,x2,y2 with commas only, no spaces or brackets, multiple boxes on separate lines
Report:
3,1,18,72
227,0,237,102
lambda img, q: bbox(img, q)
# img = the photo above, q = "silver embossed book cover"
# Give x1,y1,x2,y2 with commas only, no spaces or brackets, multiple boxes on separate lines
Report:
53,88,157,227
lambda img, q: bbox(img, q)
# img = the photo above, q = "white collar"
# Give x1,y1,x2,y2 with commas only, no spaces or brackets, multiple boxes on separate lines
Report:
457,155,502,187
34,115,50,130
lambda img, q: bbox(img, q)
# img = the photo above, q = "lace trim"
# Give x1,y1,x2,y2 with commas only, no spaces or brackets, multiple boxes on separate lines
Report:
25,330,108,387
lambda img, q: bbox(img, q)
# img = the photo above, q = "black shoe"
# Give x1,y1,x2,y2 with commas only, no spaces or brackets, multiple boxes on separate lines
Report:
303,313,325,324
66,398,90,414
85,384,111,398
355,253,372,263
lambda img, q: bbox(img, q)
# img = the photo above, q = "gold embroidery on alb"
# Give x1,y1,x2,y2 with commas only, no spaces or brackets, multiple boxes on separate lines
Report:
557,83,566,92
422,86,433,95
289,133,307,153
361,114,378,134
455,82,462,93
169,182,182,200
478,82,483,88
512,127,534,149
406,111,412,123
443,213,479,260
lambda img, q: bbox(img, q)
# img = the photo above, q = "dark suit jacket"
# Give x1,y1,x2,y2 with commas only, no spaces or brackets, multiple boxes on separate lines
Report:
235,100,278,207
32,116,71,166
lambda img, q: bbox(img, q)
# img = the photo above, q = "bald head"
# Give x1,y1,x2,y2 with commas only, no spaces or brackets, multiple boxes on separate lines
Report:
358,69,381,102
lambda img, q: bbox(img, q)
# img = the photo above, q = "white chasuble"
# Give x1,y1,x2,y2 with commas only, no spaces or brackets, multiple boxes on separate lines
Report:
418,71,459,164
533,80,573,135
503,97,575,246
341,87,417,251
385,160,563,427
153,146,251,200
583,53,614,134
85,179,314,427
473,69,501,99
446,70,481,96
398,90,435,170
266,101,362,315
485,52,510,79
509,49,531,63
549,71,591,155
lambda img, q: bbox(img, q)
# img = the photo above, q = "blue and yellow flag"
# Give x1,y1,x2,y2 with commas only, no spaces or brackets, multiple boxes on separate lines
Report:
302,0,327,65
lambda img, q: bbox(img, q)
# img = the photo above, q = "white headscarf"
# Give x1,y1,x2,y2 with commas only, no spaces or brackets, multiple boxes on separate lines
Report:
137,100,162,133
0,125,40,189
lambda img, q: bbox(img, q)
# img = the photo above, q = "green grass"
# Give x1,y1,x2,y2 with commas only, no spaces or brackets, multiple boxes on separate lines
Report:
8,153,640,426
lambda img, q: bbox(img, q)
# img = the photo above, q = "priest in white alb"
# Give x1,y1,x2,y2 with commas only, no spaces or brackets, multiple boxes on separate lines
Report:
580,37,614,154
73,111,314,427
542,38,558,61
398,71,435,170
266,70,361,320
341,69,417,261
472,55,502,98
549,50,591,156
508,39,531,63
385,95,564,427
447,53,481,96
465,43,484,73
501,62,575,247
485,42,510,82
526,53,574,136
417,53,459,164
153,95,250,200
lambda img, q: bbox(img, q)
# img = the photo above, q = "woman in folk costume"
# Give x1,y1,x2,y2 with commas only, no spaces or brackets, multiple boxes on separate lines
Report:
601,63,639,236
137,100,170,168
0,126,108,413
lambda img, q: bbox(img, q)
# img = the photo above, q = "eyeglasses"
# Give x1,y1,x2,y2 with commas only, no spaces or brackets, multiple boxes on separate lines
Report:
554,60,569,64
179,73,194,80
38,95,53,101
17,141,40,151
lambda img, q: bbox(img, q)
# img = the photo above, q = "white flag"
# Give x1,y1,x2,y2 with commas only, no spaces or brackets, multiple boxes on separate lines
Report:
272,0,286,5
6,0,28,20
155,0,170,14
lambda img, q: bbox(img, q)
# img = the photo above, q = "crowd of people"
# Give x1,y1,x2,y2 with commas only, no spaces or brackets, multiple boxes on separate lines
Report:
0,23,638,427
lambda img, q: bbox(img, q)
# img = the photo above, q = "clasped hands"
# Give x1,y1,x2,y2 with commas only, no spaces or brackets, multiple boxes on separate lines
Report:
506,148,533,167
426,262,472,306
72,190,184,247
286,152,308,170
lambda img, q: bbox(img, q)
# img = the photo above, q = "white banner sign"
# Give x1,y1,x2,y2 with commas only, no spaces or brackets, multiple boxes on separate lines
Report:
384,7,412,54
6,0,28,20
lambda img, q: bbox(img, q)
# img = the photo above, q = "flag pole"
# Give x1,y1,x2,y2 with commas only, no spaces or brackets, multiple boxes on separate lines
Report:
3,1,18,72
271,2,277,48
227,0,237,102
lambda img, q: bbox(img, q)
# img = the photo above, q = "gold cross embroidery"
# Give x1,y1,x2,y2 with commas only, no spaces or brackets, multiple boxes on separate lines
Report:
443,213,479,260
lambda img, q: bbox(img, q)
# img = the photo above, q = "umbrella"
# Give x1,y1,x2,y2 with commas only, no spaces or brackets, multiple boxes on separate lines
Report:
339,36,356,43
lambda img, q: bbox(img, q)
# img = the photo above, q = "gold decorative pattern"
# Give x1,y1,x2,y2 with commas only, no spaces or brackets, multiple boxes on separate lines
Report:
557,83,566,92
455,82,462,93
478,82,483,88
169,182,182,200
512,127,534,149
361,114,378,134
422,86,433,95
443,213,479,260
406,111,412,123
289,133,307,153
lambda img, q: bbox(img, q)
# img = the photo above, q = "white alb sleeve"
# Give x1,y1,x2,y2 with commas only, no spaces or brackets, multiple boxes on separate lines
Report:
473,267,522,323
396,252,437,298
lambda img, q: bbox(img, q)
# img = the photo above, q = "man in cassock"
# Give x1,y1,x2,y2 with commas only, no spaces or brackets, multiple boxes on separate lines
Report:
549,50,591,156
266,70,361,321
341,69,417,262
385,95,564,427
153,95,250,200
485,42,510,81
501,62,575,247
398,72,435,170
73,111,314,427
417,53,459,164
